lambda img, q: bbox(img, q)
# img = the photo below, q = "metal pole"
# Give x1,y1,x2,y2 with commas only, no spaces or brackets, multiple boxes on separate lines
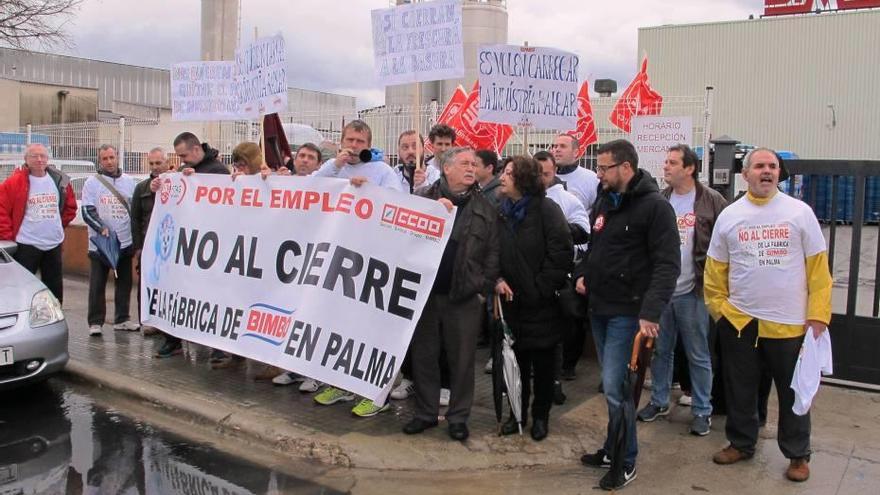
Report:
118,117,126,172
701,86,714,182
25,124,32,145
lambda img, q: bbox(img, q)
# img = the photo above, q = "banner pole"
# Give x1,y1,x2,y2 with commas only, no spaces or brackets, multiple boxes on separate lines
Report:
414,81,422,170
253,27,266,166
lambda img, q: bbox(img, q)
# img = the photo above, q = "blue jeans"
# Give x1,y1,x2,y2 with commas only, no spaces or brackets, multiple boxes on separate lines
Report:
591,315,639,468
649,289,713,417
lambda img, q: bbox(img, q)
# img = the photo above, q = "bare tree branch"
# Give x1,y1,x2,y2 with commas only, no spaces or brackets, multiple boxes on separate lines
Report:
0,0,83,50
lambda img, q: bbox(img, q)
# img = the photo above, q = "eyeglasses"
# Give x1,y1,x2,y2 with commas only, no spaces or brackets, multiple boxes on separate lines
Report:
596,162,623,174
233,160,249,170
148,161,164,166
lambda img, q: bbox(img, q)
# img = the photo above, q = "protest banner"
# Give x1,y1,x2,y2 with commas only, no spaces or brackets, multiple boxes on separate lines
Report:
170,61,237,122
141,174,453,403
371,0,464,86
477,44,580,129
233,33,288,118
630,115,692,181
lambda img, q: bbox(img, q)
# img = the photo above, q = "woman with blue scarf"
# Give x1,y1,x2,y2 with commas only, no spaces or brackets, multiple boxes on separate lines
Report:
496,156,573,441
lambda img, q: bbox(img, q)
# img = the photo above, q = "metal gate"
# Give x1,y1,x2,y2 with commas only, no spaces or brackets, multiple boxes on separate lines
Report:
788,159,880,388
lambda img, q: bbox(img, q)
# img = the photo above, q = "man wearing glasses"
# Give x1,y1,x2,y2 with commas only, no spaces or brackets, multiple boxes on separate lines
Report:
575,139,680,490
0,143,77,302
131,148,171,338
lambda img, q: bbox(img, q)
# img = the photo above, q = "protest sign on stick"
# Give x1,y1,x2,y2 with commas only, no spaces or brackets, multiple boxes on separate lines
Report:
477,44,580,130
171,62,237,122
233,33,288,119
630,115,692,183
371,0,464,86
372,0,464,169
142,174,454,403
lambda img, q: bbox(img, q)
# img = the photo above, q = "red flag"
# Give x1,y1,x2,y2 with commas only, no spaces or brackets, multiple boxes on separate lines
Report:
570,81,597,158
449,81,514,153
608,57,663,133
426,85,468,154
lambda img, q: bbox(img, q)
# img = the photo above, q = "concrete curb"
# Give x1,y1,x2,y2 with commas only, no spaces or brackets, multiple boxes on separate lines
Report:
62,358,607,472
64,359,355,467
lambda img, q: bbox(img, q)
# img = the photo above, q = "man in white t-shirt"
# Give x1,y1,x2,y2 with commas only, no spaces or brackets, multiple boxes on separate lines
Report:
551,133,599,217
81,144,138,336
312,120,403,192
0,144,77,302
637,144,727,437
704,148,832,483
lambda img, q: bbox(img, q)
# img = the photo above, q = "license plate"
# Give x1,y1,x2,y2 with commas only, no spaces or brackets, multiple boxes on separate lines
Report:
0,464,17,484
0,346,12,366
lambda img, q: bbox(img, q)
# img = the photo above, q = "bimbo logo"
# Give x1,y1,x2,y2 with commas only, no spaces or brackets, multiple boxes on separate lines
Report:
159,176,187,205
242,303,296,346
381,204,445,239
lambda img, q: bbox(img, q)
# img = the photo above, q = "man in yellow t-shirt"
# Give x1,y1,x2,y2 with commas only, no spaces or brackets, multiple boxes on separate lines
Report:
704,148,832,483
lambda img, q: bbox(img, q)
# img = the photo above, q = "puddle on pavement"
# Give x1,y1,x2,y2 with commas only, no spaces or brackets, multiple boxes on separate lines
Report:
0,382,344,494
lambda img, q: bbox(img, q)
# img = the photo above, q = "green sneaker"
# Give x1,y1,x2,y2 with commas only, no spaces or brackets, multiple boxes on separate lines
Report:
314,387,356,405
351,399,390,417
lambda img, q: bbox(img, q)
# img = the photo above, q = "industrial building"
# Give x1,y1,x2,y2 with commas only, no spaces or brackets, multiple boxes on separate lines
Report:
638,8,880,160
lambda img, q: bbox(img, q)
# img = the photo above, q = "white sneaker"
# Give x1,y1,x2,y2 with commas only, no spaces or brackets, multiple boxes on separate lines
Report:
89,325,102,336
113,320,140,331
390,378,415,400
678,394,693,406
439,388,451,407
484,358,493,374
272,372,304,386
299,378,322,393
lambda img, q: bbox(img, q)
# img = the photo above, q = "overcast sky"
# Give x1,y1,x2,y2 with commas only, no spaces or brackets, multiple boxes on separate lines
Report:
57,0,759,109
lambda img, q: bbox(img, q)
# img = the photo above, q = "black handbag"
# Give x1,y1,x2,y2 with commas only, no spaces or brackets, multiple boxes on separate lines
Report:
556,277,587,319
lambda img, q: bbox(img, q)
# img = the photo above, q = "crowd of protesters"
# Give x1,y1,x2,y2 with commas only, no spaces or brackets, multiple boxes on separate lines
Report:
0,118,832,491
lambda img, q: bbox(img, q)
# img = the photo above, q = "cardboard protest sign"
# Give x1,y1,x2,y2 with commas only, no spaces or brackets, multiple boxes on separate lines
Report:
477,44,580,129
371,0,464,86
630,115,692,182
141,174,453,403
233,34,288,118
171,62,237,122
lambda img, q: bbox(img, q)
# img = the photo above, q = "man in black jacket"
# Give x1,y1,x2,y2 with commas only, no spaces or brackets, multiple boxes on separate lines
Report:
150,132,230,362
131,147,170,337
575,139,680,491
173,132,229,174
403,147,500,442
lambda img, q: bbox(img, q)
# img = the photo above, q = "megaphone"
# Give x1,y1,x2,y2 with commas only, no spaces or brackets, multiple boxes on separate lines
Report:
355,148,384,163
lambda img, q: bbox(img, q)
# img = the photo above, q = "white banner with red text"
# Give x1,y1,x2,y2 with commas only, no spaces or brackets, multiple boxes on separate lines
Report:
140,174,453,403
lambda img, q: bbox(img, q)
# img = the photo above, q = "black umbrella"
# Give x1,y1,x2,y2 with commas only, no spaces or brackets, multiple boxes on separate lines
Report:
607,333,654,479
90,230,121,278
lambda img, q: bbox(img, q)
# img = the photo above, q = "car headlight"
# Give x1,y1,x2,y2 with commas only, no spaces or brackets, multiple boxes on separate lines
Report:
30,289,64,328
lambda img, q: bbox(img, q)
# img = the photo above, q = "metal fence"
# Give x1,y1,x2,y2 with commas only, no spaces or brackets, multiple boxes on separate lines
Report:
16,93,709,178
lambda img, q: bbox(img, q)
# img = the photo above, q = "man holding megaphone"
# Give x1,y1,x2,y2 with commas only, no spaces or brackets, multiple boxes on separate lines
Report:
313,120,404,192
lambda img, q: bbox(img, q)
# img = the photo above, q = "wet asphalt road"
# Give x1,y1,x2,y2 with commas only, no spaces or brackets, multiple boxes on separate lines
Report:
0,381,342,495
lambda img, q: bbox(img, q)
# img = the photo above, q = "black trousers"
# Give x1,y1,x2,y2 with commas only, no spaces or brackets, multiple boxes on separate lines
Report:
87,247,134,326
411,294,481,423
14,243,64,303
718,317,811,459
516,345,557,422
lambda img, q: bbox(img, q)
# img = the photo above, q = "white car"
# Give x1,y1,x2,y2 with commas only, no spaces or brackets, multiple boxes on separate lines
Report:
0,240,68,390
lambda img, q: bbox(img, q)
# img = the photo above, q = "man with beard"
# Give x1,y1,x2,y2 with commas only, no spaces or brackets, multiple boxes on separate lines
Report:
576,139,680,491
